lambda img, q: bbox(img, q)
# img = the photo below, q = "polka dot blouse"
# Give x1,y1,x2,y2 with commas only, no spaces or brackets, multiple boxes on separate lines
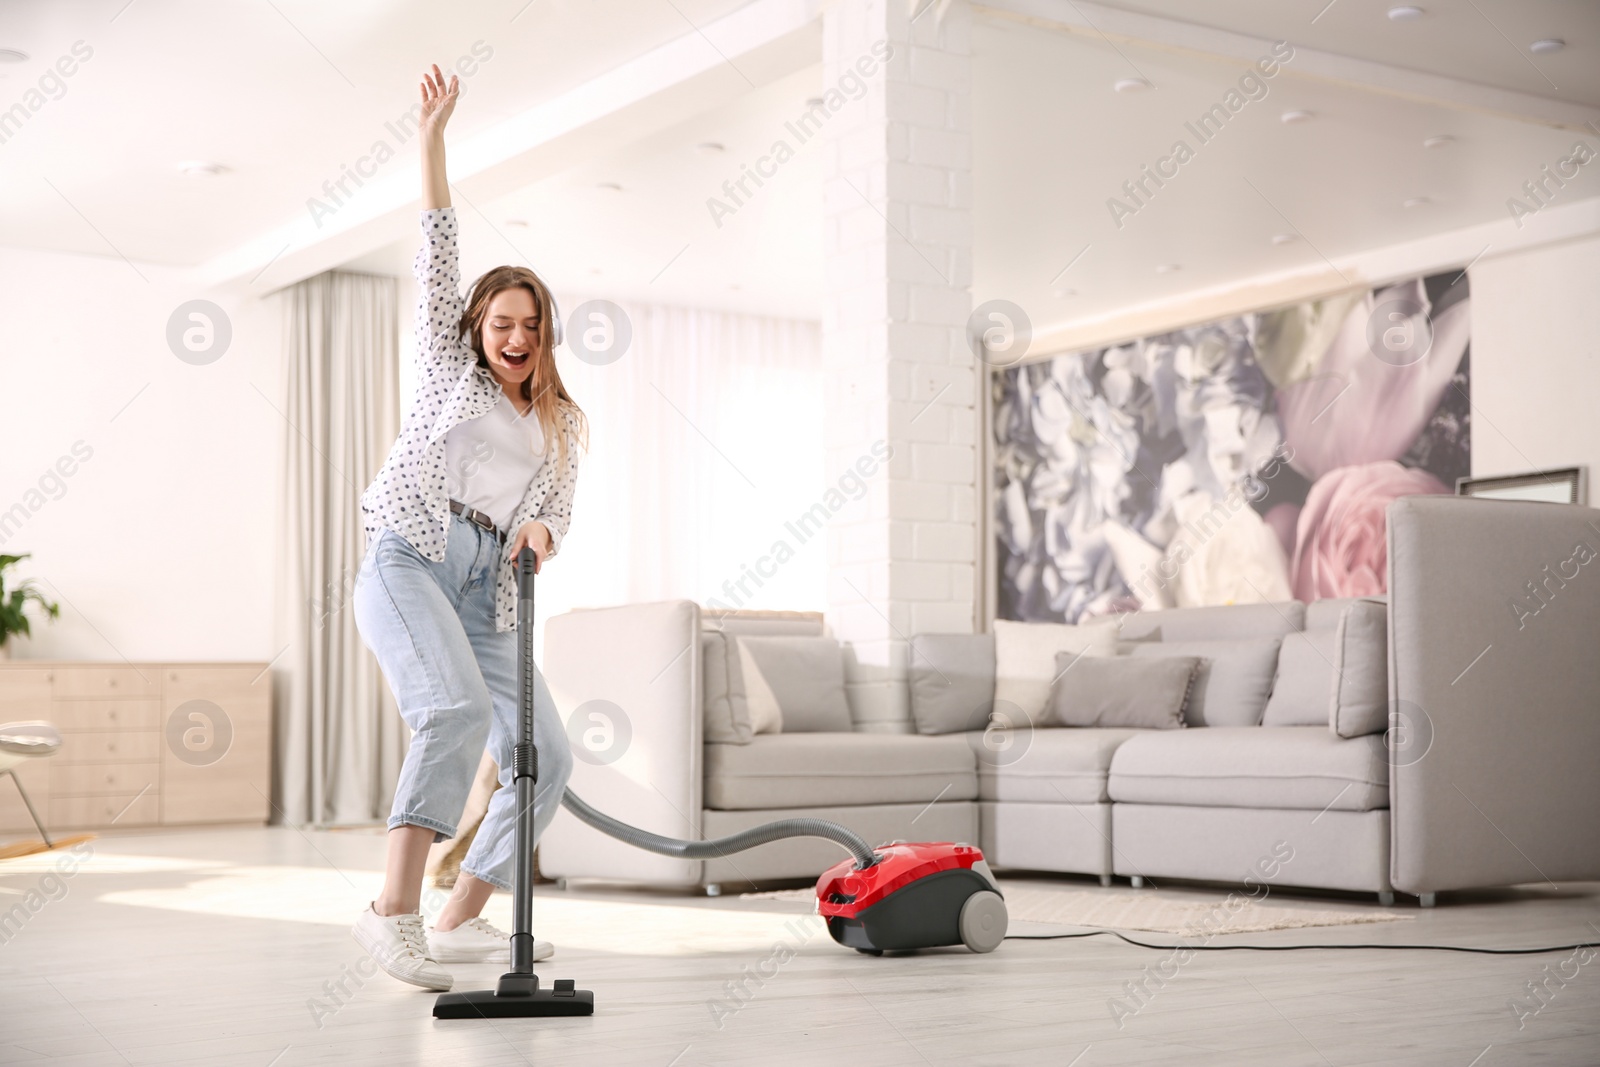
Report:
359,206,582,632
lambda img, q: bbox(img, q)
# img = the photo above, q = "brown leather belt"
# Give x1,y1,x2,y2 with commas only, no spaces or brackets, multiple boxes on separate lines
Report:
449,499,505,542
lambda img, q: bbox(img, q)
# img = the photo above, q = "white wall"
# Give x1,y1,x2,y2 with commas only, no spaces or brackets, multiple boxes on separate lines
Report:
2,205,1589,668
1471,231,1600,486
0,246,280,662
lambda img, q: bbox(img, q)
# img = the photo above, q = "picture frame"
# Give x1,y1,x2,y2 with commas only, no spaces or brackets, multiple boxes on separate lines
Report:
1456,466,1587,505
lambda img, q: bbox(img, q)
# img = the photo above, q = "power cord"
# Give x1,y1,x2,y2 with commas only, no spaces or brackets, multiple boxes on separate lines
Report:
1005,930,1600,955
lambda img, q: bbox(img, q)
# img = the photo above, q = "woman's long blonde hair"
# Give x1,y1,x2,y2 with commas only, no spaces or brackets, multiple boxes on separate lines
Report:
459,266,588,464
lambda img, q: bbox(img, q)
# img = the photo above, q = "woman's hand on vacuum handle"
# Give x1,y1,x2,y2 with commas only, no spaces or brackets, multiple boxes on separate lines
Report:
509,521,553,573
419,63,457,210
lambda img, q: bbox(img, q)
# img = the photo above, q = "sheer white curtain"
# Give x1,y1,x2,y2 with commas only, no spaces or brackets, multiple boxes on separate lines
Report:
276,270,407,827
526,297,825,629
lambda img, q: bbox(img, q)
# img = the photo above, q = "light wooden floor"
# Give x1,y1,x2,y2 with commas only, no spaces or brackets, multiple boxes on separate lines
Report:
2,826,1598,1066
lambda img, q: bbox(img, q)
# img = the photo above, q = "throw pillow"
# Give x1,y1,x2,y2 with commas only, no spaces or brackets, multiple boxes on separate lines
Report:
1048,652,1199,729
735,636,853,733
1261,629,1338,727
909,632,995,735
992,618,1118,723
1124,637,1283,727
1331,599,1388,738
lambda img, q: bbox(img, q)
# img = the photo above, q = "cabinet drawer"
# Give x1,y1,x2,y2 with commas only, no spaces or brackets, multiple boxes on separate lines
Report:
50,791,159,828
0,668,54,721
162,667,272,729
53,667,161,699
50,699,162,732
57,730,161,764
162,780,271,825
51,761,160,797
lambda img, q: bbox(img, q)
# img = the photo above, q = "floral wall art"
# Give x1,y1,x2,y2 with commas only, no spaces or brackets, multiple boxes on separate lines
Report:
993,272,1471,622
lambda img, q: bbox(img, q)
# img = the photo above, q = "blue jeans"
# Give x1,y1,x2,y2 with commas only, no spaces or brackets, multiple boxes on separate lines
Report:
353,514,572,891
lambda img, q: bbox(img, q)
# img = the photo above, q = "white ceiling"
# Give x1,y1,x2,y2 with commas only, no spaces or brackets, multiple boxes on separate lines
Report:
0,0,1596,323
1090,0,1600,107
971,6,1600,327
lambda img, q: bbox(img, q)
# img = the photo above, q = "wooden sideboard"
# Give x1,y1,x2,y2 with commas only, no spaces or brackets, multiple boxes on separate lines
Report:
0,662,272,832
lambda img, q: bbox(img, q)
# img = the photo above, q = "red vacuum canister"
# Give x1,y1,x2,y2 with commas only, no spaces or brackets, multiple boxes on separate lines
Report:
815,842,1008,954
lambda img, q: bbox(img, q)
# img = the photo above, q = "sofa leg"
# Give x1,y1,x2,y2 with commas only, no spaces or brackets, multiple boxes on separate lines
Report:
1099,874,1112,888
554,878,568,892
1419,892,1436,908
1130,876,1144,889
705,883,722,898
1377,891,1395,907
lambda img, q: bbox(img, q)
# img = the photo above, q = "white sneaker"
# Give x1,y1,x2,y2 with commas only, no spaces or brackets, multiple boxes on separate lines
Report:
429,916,554,965
352,904,453,991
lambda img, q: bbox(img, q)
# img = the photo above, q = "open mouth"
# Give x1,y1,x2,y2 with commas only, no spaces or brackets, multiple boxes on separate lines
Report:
501,349,530,369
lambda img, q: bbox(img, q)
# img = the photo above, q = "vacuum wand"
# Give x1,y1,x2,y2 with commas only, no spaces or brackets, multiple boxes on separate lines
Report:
433,547,595,1019
507,546,539,975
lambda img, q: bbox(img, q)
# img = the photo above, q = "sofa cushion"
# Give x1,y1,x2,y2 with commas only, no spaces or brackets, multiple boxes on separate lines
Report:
1123,638,1282,727
703,615,828,744
1331,599,1388,738
704,630,781,743
734,639,784,735
1305,596,1382,630
1261,629,1338,727
734,636,851,733
1048,652,1199,729
702,633,743,743
993,618,1118,723
1108,726,1388,811
909,632,995,735
1117,602,1306,643
978,727,1143,804
704,733,977,810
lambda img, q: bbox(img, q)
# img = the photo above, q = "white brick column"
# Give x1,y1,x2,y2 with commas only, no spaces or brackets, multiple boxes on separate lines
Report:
822,0,977,732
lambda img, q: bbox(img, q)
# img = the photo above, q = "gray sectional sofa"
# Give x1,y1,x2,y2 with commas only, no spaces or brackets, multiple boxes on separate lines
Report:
538,497,1600,905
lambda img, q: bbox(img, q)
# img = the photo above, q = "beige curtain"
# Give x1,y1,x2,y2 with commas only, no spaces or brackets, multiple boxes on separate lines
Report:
274,270,406,827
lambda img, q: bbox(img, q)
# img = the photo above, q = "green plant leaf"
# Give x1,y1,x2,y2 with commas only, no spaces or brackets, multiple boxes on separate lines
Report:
0,556,58,643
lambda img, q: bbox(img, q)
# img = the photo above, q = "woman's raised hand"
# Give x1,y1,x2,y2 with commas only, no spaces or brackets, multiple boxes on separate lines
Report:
419,63,459,137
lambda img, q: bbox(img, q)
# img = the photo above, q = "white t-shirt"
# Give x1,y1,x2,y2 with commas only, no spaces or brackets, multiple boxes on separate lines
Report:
442,392,547,533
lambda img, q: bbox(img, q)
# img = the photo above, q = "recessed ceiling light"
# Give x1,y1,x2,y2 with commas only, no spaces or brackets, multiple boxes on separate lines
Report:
1530,38,1565,54
1280,110,1314,124
1271,233,1299,245
505,219,530,228
1114,78,1151,93
589,267,603,275
0,49,29,63
1052,287,1077,299
596,181,623,192
1156,263,1181,274
1387,6,1425,21
177,161,228,176
804,97,825,109
1403,196,1431,208
695,141,725,155
729,283,742,290
1422,134,1454,149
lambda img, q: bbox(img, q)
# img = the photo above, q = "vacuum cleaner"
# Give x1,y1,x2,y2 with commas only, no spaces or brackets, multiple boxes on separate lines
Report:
433,550,1007,1020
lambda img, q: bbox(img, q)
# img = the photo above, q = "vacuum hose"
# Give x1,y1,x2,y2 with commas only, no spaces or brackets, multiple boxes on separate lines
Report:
561,789,879,870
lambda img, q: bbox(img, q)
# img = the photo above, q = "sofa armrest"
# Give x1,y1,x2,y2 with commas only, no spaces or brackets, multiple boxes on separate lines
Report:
537,599,704,886
1387,496,1600,894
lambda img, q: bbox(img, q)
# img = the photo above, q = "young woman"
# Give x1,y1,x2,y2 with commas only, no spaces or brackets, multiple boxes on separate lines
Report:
349,64,584,991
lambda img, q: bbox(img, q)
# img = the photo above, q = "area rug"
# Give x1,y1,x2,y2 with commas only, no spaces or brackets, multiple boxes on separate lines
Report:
742,882,1413,935
0,833,96,862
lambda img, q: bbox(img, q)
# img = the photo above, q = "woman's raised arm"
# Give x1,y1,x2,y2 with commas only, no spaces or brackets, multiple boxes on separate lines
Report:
412,63,469,370
419,64,457,210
